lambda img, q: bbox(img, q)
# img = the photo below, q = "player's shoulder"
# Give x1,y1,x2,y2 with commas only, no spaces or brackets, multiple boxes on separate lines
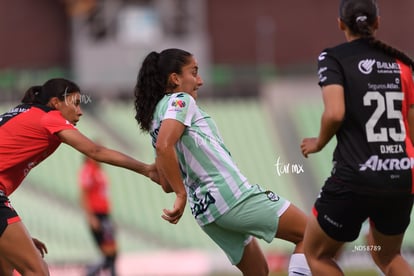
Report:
321,39,373,61
41,109,73,128
169,92,196,107
171,92,194,101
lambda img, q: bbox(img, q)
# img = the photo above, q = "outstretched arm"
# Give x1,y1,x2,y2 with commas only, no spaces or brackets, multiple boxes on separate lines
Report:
301,84,345,158
57,129,158,181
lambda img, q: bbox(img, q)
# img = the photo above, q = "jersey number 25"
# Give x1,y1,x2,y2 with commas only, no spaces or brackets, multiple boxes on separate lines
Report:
364,91,405,142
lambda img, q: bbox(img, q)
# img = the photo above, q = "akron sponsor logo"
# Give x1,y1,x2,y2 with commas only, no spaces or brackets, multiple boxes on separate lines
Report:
359,155,414,171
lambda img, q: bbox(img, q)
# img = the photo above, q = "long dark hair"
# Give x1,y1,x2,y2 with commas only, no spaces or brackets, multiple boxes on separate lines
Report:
134,48,193,132
339,0,414,69
21,78,81,105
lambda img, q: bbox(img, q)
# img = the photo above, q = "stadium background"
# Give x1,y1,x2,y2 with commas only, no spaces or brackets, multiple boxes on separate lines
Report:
1,1,414,275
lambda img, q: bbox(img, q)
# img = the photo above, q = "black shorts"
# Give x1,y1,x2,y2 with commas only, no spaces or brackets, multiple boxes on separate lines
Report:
90,214,116,247
0,193,21,236
313,180,414,242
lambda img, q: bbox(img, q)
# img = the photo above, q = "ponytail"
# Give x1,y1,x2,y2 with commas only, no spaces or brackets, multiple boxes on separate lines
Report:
368,38,414,69
20,78,80,105
134,48,193,132
339,0,414,69
21,86,43,104
134,51,165,132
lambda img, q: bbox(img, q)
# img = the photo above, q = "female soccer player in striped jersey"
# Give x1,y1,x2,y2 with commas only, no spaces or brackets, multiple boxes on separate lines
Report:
134,48,311,276
301,0,414,275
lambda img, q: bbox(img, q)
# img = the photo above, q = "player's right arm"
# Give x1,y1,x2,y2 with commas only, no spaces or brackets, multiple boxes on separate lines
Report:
155,118,187,224
301,84,345,157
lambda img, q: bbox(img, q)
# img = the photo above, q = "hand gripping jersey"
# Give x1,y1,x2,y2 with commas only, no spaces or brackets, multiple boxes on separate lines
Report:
0,104,77,195
318,38,414,195
150,93,254,225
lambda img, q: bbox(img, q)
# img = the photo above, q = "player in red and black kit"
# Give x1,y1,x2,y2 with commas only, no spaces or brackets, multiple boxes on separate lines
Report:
301,0,414,275
0,78,157,276
79,156,117,276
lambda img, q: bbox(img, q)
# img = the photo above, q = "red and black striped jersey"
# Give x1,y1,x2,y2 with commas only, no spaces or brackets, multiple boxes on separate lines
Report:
318,38,414,195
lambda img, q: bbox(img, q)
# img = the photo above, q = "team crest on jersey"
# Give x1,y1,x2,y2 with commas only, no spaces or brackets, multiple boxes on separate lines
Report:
265,190,280,202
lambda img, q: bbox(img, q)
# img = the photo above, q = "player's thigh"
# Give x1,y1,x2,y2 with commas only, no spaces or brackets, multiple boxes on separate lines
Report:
236,238,268,276
304,215,344,260
368,225,404,263
0,222,47,274
275,203,307,244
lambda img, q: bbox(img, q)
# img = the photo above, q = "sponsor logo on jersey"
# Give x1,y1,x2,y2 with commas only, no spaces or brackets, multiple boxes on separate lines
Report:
377,61,400,70
171,99,186,109
359,155,414,171
358,59,376,74
0,105,30,126
265,190,280,202
368,82,400,90
358,59,401,75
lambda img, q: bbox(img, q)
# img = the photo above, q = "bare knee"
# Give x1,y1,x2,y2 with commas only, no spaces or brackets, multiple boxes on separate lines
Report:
0,257,14,276
237,261,268,276
276,204,307,245
370,250,399,273
236,239,269,276
15,259,49,276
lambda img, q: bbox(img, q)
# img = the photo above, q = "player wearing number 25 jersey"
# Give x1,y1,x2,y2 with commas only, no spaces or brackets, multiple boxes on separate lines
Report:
318,38,414,196
301,0,414,275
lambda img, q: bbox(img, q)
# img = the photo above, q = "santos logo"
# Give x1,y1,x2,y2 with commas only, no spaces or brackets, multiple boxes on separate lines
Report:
359,155,414,171
358,59,376,74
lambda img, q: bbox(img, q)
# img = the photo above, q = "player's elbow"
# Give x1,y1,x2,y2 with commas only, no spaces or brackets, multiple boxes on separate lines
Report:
324,109,345,124
155,140,171,157
161,184,174,193
85,145,107,162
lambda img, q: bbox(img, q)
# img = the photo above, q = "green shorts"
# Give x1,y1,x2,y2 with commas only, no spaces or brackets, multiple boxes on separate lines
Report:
201,186,290,265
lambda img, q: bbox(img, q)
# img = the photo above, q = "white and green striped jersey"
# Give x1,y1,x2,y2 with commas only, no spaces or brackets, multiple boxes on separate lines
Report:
150,93,254,225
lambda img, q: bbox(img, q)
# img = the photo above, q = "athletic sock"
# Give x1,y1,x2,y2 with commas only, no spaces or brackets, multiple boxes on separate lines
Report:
288,253,312,276
103,255,117,276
